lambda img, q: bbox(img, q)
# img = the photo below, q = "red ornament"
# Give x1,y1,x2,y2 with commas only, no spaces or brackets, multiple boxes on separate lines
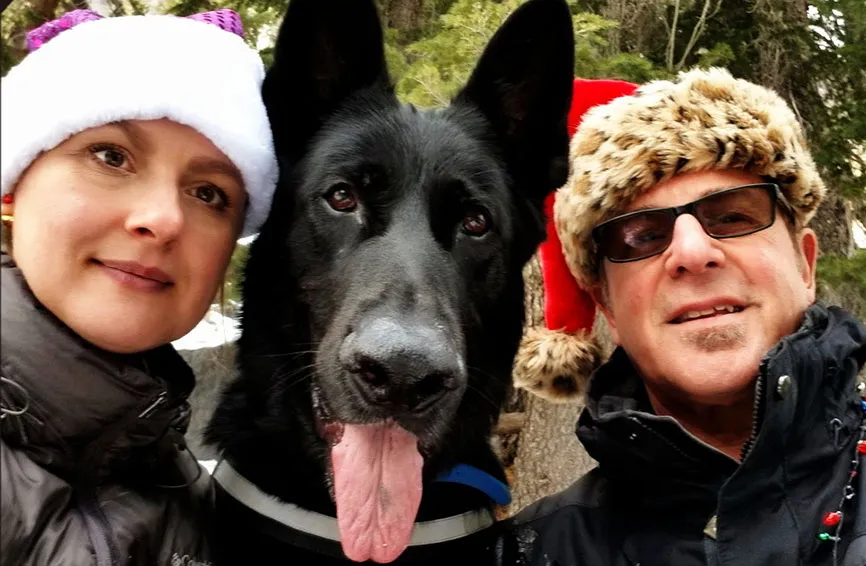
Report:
858,440,866,454
823,511,843,527
1,194,12,205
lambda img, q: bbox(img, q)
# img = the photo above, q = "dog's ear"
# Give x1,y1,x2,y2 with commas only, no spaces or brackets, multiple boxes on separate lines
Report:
263,0,393,161
454,0,574,205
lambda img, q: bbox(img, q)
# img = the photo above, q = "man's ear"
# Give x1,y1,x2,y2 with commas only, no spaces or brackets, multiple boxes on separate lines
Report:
798,227,819,303
590,281,620,346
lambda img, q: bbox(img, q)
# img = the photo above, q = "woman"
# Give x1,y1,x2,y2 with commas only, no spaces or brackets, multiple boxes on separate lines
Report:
0,9,277,565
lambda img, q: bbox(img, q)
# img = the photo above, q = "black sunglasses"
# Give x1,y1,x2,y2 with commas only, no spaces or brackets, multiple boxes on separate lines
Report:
591,183,794,263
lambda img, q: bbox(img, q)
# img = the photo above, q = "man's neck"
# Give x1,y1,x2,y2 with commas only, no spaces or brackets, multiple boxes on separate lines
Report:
645,386,755,462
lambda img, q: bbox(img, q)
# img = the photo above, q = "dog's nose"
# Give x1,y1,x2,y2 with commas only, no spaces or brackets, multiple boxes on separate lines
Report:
344,317,465,411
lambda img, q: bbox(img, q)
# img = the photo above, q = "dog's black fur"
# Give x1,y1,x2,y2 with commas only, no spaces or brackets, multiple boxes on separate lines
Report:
204,0,574,563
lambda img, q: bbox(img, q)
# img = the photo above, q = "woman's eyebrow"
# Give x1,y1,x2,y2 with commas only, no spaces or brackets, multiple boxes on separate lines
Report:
110,120,154,153
186,156,245,189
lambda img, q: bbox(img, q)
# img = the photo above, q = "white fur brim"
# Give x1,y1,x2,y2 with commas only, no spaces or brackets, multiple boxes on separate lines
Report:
1,15,278,238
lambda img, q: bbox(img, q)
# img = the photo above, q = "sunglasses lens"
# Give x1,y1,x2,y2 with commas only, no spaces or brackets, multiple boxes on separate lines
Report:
597,210,674,261
594,184,778,263
697,185,774,237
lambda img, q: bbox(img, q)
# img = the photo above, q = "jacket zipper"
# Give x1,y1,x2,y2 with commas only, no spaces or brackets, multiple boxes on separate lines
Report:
740,357,769,461
138,391,168,418
704,536,721,566
695,366,767,566
79,493,120,566
78,389,169,566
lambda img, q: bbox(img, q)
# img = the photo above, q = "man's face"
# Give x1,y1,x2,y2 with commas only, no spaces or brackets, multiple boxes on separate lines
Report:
597,170,818,406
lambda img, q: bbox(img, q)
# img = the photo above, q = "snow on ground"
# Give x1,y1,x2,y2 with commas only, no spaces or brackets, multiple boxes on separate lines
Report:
172,306,240,351
172,236,255,352
176,310,238,473
855,221,866,249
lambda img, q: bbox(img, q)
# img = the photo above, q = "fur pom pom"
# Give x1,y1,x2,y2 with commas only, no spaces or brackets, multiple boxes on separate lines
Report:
513,326,603,403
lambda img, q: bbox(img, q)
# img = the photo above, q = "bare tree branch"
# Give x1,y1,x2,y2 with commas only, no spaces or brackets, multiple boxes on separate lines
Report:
676,0,722,70
666,0,681,72
410,75,450,107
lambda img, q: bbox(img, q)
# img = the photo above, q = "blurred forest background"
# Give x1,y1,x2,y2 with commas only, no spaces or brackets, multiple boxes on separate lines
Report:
3,0,864,514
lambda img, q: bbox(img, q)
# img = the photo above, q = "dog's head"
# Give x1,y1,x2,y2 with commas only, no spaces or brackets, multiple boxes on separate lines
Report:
236,0,573,560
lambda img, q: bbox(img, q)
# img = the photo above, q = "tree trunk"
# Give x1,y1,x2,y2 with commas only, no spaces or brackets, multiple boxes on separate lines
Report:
600,0,670,65
504,256,600,516
32,0,62,19
751,0,856,259
811,185,855,258
753,0,809,93
383,0,426,42
507,394,594,514
180,341,239,460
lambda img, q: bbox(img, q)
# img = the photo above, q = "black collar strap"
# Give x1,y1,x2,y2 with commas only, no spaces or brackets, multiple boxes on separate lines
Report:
213,459,496,549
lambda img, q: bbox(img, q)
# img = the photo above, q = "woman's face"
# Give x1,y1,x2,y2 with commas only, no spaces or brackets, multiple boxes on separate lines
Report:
10,119,246,353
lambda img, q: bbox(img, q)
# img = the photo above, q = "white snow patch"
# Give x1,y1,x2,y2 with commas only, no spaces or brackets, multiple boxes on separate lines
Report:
172,306,240,351
854,221,865,249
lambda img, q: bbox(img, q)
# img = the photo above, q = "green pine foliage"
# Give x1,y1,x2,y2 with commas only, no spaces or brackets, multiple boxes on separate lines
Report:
389,0,657,106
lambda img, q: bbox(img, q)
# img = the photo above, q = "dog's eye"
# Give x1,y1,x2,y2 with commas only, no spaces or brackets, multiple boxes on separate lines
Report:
325,183,358,212
462,208,490,236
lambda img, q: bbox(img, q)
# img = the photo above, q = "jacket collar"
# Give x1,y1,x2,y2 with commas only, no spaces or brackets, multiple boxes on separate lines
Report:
0,255,196,477
579,303,866,512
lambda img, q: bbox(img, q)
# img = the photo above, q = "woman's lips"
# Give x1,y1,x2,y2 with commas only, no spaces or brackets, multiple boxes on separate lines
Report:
95,259,174,291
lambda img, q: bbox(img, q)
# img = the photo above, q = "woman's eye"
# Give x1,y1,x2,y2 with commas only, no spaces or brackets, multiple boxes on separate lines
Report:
193,185,229,209
461,207,491,236
90,146,128,169
325,183,358,212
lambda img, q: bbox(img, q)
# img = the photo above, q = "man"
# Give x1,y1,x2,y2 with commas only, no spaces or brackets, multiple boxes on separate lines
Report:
502,68,866,565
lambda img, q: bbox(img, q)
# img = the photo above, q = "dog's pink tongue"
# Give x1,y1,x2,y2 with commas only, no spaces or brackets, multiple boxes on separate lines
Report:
331,423,423,563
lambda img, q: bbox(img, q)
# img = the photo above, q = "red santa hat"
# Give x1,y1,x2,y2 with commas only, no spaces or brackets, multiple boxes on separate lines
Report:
512,77,637,403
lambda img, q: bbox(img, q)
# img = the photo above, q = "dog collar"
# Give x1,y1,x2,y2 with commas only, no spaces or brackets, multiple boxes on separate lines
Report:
434,463,511,505
212,459,496,549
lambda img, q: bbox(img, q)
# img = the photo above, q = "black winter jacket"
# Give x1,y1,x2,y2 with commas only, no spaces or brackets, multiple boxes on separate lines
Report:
0,257,214,566
500,304,866,566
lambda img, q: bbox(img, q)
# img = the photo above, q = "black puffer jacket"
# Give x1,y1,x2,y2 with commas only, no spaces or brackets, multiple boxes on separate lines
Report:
499,304,866,566
0,257,214,566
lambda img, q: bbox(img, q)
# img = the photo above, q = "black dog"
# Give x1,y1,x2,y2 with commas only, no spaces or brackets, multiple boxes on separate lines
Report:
204,0,574,563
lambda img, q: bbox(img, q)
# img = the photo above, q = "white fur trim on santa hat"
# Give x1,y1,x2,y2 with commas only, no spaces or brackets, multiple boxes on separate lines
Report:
1,14,278,238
